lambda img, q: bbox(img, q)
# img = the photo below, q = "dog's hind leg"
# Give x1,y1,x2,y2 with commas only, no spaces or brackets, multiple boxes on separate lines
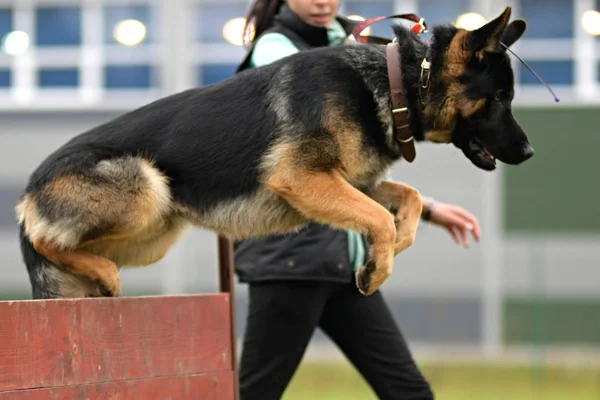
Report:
16,156,172,298
369,180,423,256
267,169,396,296
33,239,121,297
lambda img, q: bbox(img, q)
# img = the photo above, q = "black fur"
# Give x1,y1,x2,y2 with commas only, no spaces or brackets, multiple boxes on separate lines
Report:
19,224,49,298
27,75,277,214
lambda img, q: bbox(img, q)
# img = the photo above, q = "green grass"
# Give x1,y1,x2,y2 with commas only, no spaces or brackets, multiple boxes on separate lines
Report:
283,361,600,400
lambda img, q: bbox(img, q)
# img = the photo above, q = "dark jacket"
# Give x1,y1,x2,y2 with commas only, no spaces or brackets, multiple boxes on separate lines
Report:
233,5,365,284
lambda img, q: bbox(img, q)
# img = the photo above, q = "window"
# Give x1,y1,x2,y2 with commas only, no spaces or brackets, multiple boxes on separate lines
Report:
103,4,158,90
195,4,248,43
38,68,79,88
198,64,237,86
0,69,11,87
104,65,154,88
520,0,573,39
0,8,13,78
519,60,573,85
0,8,13,38
344,1,394,39
104,4,154,45
35,6,81,46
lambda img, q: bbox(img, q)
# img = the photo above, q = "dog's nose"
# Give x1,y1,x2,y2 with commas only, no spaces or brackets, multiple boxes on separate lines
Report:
522,143,534,160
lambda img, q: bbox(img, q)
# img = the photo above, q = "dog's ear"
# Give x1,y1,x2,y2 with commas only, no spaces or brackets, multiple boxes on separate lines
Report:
466,6,512,53
501,19,527,48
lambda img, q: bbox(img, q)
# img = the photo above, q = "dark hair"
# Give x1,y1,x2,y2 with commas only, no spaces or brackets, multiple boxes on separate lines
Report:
242,0,284,46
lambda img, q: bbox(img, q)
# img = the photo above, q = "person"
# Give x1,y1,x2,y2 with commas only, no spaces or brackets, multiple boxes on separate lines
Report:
232,0,481,399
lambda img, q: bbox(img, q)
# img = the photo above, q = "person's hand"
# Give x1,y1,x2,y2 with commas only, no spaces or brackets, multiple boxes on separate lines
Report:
426,201,481,247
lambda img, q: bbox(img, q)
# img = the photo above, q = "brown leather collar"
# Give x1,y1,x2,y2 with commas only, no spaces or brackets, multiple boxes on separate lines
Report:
386,42,416,162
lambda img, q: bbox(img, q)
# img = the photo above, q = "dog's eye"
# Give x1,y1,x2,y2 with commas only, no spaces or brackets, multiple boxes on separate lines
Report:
493,92,509,105
495,90,510,100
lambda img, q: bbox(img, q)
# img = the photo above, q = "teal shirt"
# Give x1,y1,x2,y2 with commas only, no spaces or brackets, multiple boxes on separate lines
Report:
249,20,367,270
249,19,347,67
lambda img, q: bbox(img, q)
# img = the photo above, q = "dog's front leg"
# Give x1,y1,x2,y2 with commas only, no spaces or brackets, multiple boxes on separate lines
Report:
370,180,423,256
267,169,396,296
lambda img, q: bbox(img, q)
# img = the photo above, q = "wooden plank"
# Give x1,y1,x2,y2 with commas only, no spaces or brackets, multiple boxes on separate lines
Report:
218,235,239,400
0,294,232,392
1,371,235,400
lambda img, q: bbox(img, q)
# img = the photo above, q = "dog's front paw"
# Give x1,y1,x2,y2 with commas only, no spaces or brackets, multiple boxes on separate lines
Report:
355,260,376,296
97,273,121,297
355,258,393,296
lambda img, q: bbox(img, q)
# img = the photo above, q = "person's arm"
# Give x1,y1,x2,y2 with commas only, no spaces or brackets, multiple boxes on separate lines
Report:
250,33,300,67
422,197,481,247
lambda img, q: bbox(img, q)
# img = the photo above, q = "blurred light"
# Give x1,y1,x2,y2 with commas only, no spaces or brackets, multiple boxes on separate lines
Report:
2,31,30,55
347,15,371,36
113,19,147,46
223,17,250,46
582,10,600,36
456,12,487,31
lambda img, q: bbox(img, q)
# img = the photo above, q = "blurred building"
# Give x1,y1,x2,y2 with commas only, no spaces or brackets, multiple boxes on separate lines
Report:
0,0,598,359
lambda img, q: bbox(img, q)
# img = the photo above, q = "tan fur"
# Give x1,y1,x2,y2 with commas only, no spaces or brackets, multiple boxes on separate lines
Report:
369,180,422,255
15,194,81,250
15,156,180,296
33,238,121,297
438,96,459,132
174,189,307,241
16,157,173,251
444,30,471,79
132,158,173,218
81,216,189,267
267,164,399,296
457,96,487,118
422,29,490,141
424,130,453,143
322,93,389,188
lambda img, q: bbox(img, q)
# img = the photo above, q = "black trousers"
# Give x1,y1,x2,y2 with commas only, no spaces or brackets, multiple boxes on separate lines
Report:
238,279,434,400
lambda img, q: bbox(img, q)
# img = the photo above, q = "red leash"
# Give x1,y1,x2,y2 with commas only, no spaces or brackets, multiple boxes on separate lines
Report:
351,13,428,43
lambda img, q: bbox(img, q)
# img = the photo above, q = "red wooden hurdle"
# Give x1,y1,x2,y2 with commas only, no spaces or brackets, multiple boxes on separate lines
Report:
0,237,239,400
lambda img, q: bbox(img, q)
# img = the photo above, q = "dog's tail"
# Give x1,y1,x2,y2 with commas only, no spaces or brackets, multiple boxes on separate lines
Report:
18,223,63,299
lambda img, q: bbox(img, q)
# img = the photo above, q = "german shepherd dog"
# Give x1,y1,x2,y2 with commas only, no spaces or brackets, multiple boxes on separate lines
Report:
16,7,532,299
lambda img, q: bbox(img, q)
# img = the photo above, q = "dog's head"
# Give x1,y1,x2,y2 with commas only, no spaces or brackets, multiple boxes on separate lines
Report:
420,7,533,171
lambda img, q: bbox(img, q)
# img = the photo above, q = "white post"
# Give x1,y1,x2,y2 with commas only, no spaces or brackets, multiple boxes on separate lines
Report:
160,0,195,294
475,0,505,358
80,1,104,104
480,168,503,357
158,0,195,96
574,0,598,99
11,0,35,105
